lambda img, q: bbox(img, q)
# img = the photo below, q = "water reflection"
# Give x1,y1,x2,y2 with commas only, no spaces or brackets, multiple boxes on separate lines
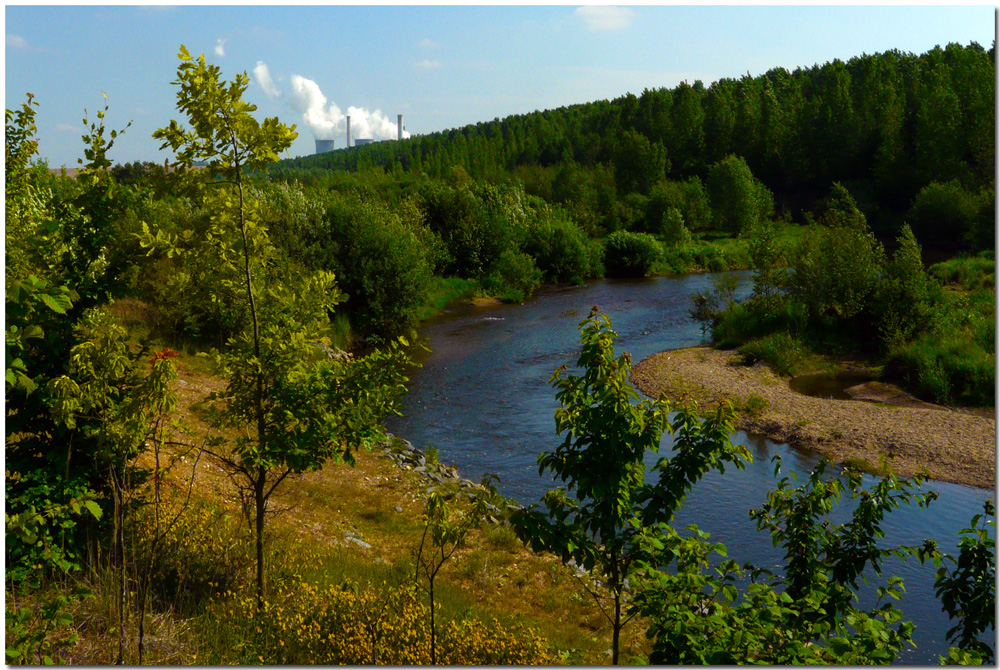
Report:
386,274,994,664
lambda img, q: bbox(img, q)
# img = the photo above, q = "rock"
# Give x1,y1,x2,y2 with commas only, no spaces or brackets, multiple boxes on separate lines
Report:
394,506,403,513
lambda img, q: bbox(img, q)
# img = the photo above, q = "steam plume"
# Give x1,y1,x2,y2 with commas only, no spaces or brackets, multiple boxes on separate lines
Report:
288,73,409,142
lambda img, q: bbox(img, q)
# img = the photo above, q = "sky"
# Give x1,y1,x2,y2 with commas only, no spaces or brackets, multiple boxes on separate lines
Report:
5,4,996,168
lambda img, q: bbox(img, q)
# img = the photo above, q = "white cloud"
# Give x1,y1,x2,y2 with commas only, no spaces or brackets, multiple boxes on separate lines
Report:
418,38,439,48
253,61,280,98
55,123,79,133
6,34,28,50
415,59,441,69
214,38,227,57
574,6,635,31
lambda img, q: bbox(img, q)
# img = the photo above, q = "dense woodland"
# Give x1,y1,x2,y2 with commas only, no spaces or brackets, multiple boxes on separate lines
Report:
5,43,995,664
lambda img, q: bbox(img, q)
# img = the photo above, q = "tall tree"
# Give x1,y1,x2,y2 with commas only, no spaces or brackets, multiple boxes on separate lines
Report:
512,309,749,664
151,46,412,604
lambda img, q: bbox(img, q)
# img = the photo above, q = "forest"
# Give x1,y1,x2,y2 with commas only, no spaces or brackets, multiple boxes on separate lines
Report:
5,42,995,664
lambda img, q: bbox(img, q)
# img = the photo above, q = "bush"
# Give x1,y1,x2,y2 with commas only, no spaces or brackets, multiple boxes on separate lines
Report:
603,231,661,278
219,579,551,665
929,252,995,291
523,207,603,284
737,332,813,376
324,193,435,335
906,180,981,252
646,177,712,232
889,332,994,406
707,155,773,234
482,249,543,303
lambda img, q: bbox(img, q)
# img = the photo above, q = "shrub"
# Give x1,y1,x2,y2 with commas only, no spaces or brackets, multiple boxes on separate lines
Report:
889,330,994,406
906,180,980,251
523,207,602,284
603,231,661,278
132,503,252,612
482,249,543,303
738,332,812,376
929,252,995,291
706,155,773,234
324,193,434,335
219,580,551,665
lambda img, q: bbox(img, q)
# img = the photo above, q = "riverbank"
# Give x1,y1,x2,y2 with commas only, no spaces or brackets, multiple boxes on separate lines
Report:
631,346,996,490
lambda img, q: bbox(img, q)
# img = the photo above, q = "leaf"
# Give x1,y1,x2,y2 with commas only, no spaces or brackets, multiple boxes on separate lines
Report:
83,500,103,520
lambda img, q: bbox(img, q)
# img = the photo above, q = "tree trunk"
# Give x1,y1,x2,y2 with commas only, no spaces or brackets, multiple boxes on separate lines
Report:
255,469,266,608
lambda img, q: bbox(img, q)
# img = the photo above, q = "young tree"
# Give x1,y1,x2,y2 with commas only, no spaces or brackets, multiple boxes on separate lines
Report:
511,309,750,664
706,154,772,235
150,46,413,604
633,459,937,664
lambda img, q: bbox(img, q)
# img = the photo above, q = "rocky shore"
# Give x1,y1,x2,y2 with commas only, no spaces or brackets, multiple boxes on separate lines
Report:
631,347,996,490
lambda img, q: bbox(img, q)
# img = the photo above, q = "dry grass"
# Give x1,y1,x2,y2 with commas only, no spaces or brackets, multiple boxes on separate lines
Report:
49,346,653,664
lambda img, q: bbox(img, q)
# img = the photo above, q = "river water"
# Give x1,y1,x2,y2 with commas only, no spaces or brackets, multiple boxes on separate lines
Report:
385,273,995,663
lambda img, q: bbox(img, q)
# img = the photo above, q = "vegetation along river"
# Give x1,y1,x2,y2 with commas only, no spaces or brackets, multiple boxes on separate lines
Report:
385,272,995,664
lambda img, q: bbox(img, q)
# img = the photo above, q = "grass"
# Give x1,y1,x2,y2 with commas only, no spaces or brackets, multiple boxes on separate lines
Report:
12,350,651,664
928,251,995,291
737,332,819,377
412,276,478,322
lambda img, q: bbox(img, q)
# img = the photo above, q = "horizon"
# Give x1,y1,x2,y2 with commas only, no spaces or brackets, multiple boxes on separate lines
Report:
5,4,995,168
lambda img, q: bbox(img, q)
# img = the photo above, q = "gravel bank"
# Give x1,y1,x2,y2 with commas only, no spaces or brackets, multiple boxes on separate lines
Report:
631,347,996,490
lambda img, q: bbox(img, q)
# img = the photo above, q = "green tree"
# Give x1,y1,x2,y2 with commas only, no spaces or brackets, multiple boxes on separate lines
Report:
511,310,750,664
746,217,784,312
633,459,935,664
706,154,772,234
921,500,996,663
789,184,885,322
872,224,942,351
150,46,412,604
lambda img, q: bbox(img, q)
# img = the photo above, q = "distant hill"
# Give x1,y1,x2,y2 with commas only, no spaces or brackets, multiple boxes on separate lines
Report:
275,42,994,228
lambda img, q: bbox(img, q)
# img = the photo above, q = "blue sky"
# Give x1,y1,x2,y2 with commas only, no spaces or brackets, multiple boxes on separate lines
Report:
5,4,995,168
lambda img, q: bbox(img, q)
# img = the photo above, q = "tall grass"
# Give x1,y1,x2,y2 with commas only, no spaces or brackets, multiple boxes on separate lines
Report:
412,276,478,322
737,332,816,376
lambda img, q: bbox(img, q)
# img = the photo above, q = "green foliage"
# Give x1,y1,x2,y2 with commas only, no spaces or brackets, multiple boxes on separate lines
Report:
323,192,435,334
929,251,995,291
907,179,993,252
511,310,750,663
789,185,885,321
737,332,813,376
921,501,996,663
634,460,935,664
603,230,661,278
706,154,773,234
872,224,943,351
658,207,692,247
746,217,785,311
523,206,603,284
413,490,488,664
646,177,711,233
151,45,413,605
6,587,94,665
482,248,543,303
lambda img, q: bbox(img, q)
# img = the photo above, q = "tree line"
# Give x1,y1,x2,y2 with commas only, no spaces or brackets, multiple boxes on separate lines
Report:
279,42,994,247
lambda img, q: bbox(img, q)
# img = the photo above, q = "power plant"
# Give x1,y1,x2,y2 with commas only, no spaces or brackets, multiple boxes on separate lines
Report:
313,113,407,154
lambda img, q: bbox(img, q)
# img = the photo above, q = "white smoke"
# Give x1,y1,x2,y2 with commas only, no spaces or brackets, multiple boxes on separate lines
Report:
287,73,410,142
253,62,280,99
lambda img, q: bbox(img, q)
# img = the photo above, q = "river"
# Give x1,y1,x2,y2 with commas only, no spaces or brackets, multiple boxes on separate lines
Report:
385,273,995,664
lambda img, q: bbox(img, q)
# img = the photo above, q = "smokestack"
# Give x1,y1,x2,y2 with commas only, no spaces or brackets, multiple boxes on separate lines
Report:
314,139,335,154
346,115,351,148
397,114,403,141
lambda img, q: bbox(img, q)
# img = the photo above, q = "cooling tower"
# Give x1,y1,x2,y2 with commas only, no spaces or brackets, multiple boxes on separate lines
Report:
346,115,351,148
314,139,335,154
398,114,403,141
